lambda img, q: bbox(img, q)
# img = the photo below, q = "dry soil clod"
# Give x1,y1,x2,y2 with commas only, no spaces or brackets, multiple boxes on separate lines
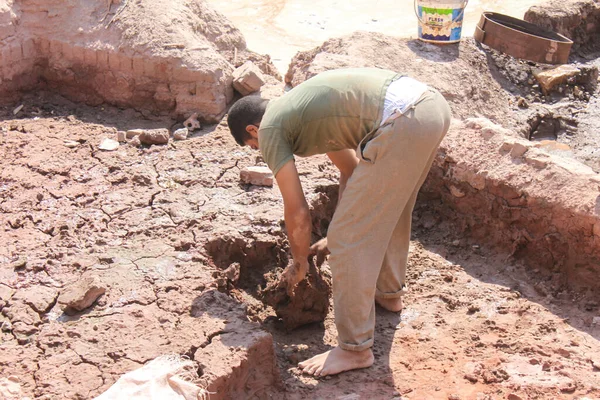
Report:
240,166,273,186
58,276,106,315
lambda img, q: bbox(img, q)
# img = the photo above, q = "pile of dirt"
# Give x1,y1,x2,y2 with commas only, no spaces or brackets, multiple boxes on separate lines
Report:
285,34,517,128
525,0,600,54
0,0,277,121
285,24,600,173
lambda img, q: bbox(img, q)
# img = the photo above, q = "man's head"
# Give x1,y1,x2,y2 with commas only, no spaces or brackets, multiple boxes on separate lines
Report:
227,96,269,150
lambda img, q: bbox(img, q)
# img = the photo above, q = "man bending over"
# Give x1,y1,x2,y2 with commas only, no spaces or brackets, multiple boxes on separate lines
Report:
227,68,452,377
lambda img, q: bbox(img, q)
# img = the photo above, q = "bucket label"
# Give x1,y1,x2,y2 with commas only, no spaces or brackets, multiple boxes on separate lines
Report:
418,4,464,42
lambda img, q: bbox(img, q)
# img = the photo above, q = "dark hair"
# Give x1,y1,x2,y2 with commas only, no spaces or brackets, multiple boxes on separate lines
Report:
227,96,269,146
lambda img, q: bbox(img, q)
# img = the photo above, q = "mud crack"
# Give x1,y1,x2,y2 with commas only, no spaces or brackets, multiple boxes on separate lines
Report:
199,329,228,349
213,160,239,186
148,190,162,207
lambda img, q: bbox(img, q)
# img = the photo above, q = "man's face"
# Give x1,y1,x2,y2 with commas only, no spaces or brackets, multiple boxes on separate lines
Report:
244,124,260,150
244,137,259,150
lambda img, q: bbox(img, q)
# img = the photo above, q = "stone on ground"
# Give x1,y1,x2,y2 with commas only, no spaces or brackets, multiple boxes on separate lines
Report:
233,61,266,96
98,138,120,151
240,166,273,186
173,128,188,141
138,129,169,145
58,275,106,315
534,65,582,94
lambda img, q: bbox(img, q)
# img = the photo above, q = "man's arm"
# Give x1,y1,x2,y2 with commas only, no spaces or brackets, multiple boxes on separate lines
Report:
308,149,360,265
275,159,311,294
327,149,359,203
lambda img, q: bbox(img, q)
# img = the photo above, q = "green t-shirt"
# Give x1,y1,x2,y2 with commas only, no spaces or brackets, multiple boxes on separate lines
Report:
258,68,400,176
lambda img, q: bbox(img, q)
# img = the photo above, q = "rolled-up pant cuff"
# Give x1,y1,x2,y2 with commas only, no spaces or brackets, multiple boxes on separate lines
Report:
338,338,374,352
376,285,407,299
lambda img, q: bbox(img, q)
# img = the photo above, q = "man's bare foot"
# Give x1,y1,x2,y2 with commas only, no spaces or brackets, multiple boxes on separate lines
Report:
298,346,374,377
375,296,403,312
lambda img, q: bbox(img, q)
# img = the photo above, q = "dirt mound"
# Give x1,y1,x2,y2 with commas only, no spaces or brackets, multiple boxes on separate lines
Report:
285,27,600,172
0,0,277,121
285,34,517,127
421,118,600,287
525,0,600,54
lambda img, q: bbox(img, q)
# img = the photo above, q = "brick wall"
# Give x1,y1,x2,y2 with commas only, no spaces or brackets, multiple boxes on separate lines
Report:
0,37,233,122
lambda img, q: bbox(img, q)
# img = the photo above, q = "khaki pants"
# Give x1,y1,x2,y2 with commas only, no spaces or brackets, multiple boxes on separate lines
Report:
327,88,451,351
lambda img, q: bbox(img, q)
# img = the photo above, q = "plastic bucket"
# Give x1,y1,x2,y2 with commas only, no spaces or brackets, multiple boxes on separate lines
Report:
415,0,468,44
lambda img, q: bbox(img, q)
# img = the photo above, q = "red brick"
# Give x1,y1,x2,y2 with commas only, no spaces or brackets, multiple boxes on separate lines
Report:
22,39,36,59
170,83,195,96
97,50,109,69
92,73,106,89
118,53,132,73
240,166,274,186
154,62,171,80
108,52,120,70
0,46,7,66
226,85,234,103
49,40,62,56
71,45,85,64
9,42,22,63
176,94,225,115
37,38,50,55
62,44,74,62
173,66,194,82
143,59,157,78
132,57,144,75
2,65,14,80
196,83,217,101
21,58,35,72
84,48,97,65
173,66,214,83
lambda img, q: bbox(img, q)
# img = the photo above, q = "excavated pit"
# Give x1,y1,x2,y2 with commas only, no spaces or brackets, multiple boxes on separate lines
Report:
526,112,578,141
203,187,336,331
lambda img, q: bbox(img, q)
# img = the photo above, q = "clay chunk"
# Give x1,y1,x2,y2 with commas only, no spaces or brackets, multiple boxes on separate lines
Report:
138,129,170,145
260,261,331,331
232,61,265,96
240,166,273,186
58,276,106,315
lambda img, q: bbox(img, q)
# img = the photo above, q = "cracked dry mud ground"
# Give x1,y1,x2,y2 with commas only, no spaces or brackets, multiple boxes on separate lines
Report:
1,95,600,399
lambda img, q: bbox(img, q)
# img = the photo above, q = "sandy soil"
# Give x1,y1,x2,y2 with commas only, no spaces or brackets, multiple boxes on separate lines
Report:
205,0,548,73
1,90,599,399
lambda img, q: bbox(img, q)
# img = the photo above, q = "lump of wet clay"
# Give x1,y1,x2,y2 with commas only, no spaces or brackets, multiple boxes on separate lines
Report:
260,261,331,330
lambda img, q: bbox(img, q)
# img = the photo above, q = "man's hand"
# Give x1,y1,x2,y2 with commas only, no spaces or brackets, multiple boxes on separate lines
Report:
309,237,330,267
281,259,309,296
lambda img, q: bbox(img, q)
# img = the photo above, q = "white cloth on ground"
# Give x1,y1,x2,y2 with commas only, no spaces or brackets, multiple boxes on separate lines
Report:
94,355,208,400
